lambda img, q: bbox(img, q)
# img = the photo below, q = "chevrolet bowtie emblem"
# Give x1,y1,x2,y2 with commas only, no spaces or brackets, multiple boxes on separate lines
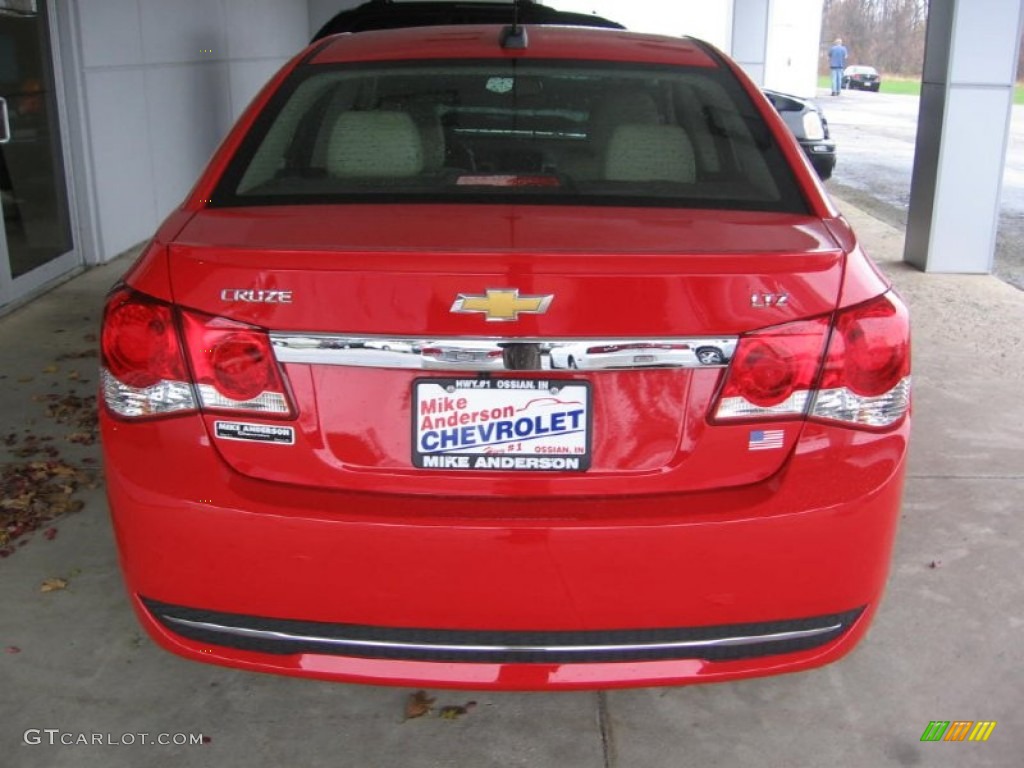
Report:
450,289,554,322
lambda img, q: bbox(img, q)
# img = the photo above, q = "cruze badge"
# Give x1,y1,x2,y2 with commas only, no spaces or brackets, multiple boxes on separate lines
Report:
450,289,553,322
220,289,293,304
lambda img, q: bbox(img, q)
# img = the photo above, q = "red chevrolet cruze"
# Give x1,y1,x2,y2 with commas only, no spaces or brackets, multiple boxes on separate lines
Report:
100,23,910,690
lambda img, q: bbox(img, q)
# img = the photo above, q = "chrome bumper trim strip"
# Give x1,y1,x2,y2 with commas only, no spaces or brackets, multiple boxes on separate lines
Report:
164,615,840,654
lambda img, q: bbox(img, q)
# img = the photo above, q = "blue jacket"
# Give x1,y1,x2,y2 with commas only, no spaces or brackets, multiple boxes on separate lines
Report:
829,44,848,69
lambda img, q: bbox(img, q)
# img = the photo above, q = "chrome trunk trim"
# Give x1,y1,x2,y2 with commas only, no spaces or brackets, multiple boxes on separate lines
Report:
269,334,737,371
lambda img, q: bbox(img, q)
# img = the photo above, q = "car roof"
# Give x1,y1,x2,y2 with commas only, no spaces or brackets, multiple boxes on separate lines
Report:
309,24,720,68
312,0,624,41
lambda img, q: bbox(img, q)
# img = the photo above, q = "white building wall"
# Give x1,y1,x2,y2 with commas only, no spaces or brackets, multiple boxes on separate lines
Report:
763,0,823,97
550,1,823,92
65,0,311,262
551,1,732,48
308,0,360,37
59,0,825,264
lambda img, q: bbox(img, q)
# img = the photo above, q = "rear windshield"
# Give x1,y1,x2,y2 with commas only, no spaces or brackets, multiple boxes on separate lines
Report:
212,59,808,213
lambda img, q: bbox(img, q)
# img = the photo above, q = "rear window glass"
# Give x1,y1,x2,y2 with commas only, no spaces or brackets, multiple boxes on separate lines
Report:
212,60,808,213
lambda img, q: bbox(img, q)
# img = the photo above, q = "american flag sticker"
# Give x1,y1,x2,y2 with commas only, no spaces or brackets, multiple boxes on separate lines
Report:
748,429,785,451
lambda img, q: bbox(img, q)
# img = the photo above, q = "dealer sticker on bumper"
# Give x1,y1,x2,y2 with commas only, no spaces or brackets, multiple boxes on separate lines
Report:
413,378,591,471
215,421,295,445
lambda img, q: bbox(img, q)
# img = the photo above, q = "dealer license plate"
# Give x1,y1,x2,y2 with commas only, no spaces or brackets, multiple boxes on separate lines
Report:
413,378,591,471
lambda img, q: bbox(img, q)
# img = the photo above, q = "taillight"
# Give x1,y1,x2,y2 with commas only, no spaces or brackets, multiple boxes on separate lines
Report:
711,292,911,430
811,292,911,428
101,288,196,418
712,317,829,420
101,287,294,420
179,310,293,417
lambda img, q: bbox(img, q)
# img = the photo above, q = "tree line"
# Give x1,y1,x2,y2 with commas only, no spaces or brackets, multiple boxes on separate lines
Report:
820,0,927,76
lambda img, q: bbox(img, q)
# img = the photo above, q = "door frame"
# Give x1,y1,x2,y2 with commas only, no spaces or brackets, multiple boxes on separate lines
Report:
0,0,85,313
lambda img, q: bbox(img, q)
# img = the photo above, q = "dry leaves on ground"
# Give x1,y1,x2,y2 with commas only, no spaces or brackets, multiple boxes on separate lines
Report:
0,459,95,557
404,690,436,720
33,393,99,446
404,691,477,721
40,577,68,593
56,349,97,362
438,702,477,720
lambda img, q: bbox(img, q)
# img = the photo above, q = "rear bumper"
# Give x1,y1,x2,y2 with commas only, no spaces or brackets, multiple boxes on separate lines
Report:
103,414,907,690
799,140,837,180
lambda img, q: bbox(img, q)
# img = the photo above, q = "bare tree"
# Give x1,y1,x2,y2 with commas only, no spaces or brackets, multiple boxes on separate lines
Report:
821,0,928,77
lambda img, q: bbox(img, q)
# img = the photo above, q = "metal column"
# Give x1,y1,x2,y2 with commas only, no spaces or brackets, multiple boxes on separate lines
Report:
905,0,1024,272
731,0,771,85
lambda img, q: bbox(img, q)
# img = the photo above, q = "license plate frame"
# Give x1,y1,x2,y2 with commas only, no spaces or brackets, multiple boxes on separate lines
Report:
412,378,591,471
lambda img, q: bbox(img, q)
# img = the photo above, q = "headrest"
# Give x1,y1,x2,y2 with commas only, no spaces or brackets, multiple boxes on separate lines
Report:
328,111,424,178
603,124,696,183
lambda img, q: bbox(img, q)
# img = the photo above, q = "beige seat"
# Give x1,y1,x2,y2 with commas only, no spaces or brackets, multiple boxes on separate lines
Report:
603,124,696,183
590,91,661,147
327,111,424,178
562,91,662,180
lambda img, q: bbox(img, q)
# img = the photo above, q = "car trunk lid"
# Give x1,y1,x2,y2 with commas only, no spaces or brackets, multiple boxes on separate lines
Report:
164,205,844,498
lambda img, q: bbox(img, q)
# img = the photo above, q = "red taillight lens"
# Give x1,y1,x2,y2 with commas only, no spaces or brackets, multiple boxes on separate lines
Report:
820,294,910,397
209,332,273,401
713,318,829,420
100,287,196,419
728,339,797,407
712,294,910,429
102,291,187,388
101,288,295,420
180,310,293,417
811,293,911,428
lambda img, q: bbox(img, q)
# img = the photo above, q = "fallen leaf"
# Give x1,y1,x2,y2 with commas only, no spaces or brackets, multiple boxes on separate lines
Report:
56,349,97,361
42,365,59,374
16,376,33,383
43,527,58,541
438,702,477,720
404,690,435,720
40,577,68,593
4,646,20,654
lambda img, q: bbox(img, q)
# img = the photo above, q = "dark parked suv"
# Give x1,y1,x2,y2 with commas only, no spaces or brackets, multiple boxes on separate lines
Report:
763,89,837,180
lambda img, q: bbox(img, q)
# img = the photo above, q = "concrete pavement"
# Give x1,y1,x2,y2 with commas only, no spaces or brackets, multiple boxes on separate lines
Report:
1,200,1021,767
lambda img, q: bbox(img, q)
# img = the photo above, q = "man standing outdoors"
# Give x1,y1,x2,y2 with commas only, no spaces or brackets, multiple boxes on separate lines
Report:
829,37,848,96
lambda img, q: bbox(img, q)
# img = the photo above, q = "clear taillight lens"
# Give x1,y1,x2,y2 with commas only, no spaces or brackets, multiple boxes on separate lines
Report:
179,310,293,418
101,288,196,418
811,292,911,428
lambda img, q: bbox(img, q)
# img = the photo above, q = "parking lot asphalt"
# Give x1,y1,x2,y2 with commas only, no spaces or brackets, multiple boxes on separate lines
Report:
1,198,1022,768
819,86,1024,290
